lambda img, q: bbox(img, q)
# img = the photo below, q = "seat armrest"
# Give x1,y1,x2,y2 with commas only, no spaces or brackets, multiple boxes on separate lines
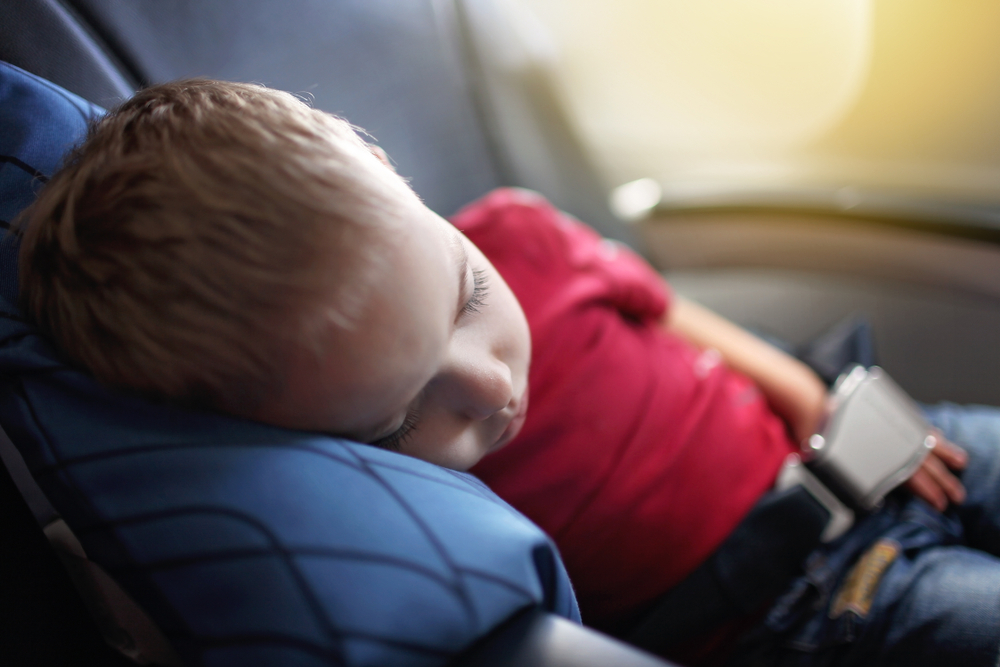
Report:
452,607,677,667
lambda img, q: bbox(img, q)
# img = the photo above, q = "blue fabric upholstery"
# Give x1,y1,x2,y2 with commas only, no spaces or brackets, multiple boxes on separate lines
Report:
0,61,580,666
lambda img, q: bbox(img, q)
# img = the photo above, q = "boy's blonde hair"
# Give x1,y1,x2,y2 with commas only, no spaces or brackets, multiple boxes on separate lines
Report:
18,79,397,416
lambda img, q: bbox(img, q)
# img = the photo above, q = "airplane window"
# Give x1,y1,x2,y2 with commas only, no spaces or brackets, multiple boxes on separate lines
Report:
512,0,1000,226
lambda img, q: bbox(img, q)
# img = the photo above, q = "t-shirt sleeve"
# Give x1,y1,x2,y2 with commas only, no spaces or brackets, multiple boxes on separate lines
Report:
452,188,671,322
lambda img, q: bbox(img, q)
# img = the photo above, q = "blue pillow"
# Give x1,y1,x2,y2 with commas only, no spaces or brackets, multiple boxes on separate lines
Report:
0,61,580,667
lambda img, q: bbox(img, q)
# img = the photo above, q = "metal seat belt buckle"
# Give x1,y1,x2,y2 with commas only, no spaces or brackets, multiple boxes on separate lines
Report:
776,454,855,542
806,365,934,512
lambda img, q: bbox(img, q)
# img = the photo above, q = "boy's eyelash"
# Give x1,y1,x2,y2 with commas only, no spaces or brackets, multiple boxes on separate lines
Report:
462,269,490,315
371,410,419,451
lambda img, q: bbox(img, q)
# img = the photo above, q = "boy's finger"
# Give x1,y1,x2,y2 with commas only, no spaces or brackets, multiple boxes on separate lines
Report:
905,468,947,512
929,431,968,470
922,451,966,506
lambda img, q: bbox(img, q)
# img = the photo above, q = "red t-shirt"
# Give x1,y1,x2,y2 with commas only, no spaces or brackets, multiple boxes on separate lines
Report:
456,189,795,630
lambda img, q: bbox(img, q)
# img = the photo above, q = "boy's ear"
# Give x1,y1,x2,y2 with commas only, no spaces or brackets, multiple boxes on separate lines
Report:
368,144,395,172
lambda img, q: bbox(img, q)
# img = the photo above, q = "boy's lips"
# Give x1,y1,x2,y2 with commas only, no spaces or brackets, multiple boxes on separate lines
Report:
492,387,530,452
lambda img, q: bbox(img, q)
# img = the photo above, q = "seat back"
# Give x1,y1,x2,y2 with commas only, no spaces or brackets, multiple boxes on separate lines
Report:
3,0,503,217
1,0,629,240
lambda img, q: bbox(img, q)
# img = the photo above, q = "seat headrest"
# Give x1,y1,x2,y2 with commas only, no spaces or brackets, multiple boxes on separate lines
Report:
0,60,579,666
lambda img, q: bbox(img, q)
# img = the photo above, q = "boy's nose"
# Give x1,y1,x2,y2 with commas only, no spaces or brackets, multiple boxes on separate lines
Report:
443,350,514,421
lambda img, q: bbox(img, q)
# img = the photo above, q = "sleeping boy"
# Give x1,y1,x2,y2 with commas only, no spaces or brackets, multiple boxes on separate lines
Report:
17,79,1000,666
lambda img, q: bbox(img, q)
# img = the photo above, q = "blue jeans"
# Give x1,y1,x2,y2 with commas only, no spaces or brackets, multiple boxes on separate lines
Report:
731,403,1000,667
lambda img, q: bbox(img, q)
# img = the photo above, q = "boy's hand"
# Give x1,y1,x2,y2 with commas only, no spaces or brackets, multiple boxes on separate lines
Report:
904,430,968,511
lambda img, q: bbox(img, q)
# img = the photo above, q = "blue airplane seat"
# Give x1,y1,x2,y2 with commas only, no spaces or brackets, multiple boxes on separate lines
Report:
0,60,587,666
